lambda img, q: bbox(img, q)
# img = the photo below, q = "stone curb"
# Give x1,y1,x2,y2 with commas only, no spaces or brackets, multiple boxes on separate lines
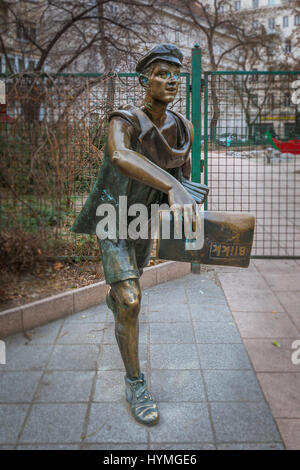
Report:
0,261,191,339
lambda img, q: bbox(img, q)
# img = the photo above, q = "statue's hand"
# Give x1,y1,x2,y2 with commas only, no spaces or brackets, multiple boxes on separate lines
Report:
168,183,199,234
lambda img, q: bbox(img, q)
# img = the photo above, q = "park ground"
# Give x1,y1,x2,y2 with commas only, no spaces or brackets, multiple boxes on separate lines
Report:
0,258,299,450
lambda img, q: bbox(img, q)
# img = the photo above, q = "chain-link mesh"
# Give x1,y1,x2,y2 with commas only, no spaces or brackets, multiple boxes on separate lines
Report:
203,71,300,258
0,72,190,258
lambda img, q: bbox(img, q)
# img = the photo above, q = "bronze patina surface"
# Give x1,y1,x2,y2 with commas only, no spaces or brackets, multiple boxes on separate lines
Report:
71,44,211,427
157,211,255,268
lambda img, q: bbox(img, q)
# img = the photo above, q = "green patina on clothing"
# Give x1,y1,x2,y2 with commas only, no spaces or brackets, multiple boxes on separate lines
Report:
70,105,192,285
70,105,192,236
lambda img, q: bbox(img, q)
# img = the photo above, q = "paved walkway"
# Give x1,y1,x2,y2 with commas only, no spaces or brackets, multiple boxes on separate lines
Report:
216,259,300,451
2,262,295,450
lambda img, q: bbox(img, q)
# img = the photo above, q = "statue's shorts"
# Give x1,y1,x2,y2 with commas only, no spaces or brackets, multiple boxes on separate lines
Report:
98,236,153,285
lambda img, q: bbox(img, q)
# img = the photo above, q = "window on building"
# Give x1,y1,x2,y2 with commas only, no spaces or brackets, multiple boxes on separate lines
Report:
234,1,241,10
268,18,275,29
0,6,8,33
252,0,259,7
268,93,274,107
285,40,292,53
268,0,275,5
283,16,289,27
284,93,291,107
251,94,258,106
16,23,37,42
295,15,300,26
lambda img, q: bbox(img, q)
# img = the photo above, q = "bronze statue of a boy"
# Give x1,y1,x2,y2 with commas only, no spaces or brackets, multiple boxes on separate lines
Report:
71,44,205,426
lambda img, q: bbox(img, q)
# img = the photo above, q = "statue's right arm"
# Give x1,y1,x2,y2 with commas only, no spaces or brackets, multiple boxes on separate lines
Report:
107,117,194,208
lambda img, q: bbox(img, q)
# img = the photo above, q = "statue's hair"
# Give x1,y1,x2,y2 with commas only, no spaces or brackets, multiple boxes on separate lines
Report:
139,59,181,85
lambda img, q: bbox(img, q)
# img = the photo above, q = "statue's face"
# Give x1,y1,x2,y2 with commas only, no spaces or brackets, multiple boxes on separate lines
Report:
147,61,180,104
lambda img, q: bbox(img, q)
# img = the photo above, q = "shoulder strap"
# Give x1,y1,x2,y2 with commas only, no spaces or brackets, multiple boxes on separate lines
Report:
108,105,141,134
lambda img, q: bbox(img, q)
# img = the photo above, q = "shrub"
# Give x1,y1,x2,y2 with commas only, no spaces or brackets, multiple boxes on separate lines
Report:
0,229,44,273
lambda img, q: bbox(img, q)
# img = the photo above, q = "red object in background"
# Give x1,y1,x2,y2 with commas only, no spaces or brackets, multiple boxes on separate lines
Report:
272,137,300,155
0,103,15,123
0,114,15,123
266,131,300,155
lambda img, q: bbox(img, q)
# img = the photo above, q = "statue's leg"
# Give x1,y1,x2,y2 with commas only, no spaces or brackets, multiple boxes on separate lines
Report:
98,235,158,425
110,278,158,425
110,278,141,379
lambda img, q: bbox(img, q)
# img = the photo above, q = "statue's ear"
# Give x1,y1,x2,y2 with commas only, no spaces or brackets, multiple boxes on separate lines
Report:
138,74,149,89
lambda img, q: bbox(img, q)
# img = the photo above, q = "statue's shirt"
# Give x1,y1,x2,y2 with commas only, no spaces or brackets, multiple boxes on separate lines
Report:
70,105,192,235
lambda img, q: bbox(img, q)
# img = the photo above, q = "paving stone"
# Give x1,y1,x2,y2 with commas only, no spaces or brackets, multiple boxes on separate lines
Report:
104,322,148,344
0,404,29,444
233,312,299,338
65,304,107,323
276,419,300,450
150,370,206,402
149,443,216,450
253,259,300,274
98,344,147,371
93,370,125,402
197,344,252,370
203,370,264,401
148,289,187,307
0,344,52,371
35,371,94,402
217,443,284,450
218,273,269,292
17,444,80,450
148,304,190,323
80,444,148,450
287,312,300,331
257,372,300,418
211,402,281,443
189,303,232,322
150,323,194,344
47,345,99,370
57,322,106,344
193,322,242,343
186,287,225,302
244,339,300,372
150,344,199,369
263,273,300,291
24,321,62,344
20,404,87,443
0,371,42,403
224,290,285,313
149,402,213,443
84,403,148,443
275,291,300,314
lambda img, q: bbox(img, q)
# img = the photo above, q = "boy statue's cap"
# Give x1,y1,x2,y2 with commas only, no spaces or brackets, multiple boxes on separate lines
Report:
136,44,183,74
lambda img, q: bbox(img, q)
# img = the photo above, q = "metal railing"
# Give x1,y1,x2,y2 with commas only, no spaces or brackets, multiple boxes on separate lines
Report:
202,70,300,258
0,71,190,258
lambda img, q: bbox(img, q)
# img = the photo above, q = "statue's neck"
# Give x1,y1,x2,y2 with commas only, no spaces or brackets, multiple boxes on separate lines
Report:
142,95,168,128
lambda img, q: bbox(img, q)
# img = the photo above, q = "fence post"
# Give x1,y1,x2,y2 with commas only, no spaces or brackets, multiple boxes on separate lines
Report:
191,44,202,183
191,44,202,274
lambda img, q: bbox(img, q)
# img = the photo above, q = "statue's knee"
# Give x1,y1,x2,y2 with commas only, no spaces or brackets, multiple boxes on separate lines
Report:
112,280,141,321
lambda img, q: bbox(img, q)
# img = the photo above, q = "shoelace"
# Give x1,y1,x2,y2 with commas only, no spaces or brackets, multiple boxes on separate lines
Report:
137,386,152,401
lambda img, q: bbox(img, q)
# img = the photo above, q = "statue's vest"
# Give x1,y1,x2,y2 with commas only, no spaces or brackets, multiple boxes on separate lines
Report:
70,105,192,236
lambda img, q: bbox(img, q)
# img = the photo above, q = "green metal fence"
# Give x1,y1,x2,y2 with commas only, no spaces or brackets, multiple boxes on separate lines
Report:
202,70,300,258
0,71,190,258
1,57,300,261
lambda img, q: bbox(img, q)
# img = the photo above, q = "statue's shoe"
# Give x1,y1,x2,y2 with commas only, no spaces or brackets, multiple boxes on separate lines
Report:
106,290,117,319
125,373,159,426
